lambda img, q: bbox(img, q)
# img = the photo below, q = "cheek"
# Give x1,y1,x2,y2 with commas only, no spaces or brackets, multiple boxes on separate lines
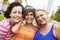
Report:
25,16,28,20
10,13,14,18
42,16,48,23
31,16,34,19
36,18,40,22
19,14,22,17
43,15,47,19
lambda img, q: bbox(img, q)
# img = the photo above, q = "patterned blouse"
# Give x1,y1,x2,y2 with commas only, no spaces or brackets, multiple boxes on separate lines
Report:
0,19,14,40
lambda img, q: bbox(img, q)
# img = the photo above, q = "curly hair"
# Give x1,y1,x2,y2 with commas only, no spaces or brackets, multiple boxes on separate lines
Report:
4,2,24,18
23,6,36,19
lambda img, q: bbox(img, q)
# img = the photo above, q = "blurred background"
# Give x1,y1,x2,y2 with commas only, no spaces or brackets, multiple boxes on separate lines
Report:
0,0,60,24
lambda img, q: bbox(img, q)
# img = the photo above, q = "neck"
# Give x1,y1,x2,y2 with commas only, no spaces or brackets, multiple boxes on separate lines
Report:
39,22,49,29
25,22,33,27
39,22,51,35
9,19,16,26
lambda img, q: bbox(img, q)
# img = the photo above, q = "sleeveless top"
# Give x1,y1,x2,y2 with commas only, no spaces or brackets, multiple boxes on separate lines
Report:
14,26,36,40
34,24,57,40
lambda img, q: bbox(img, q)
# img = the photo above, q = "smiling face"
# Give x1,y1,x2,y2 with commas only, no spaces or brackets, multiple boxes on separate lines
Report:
35,10,48,25
10,6,22,23
25,12,34,24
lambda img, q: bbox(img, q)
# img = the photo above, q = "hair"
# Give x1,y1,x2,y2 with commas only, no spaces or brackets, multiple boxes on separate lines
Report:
23,6,36,19
36,9,48,14
4,2,24,18
35,9,48,24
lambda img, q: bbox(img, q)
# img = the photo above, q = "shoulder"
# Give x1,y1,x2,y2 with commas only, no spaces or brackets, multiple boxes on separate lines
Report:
0,19,10,32
54,23,60,31
0,18,10,26
53,23,60,39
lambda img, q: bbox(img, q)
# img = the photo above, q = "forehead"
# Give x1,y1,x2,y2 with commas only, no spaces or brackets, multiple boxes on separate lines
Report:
12,6,22,11
27,12,34,14
35,10,47,16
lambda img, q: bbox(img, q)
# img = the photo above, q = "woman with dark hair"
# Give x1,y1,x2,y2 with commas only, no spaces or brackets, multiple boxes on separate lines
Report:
12,6,37,40
0,2,24,40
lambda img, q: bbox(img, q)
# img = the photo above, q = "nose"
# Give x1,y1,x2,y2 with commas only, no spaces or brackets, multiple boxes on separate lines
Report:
39,16,42,19
27,15,30,18
16,12,22,16
16,12,19,16
16,12,21,17
28,15,32,19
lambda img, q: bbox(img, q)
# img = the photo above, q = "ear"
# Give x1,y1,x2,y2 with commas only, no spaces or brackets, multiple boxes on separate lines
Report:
9,13,11,17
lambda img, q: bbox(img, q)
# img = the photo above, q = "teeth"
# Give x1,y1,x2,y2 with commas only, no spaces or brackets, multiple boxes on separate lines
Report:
15,17,20,20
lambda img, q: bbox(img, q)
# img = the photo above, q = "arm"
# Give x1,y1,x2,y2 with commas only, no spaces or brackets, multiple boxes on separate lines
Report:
11,20,25,33
54,23,60,40
11,22,21,33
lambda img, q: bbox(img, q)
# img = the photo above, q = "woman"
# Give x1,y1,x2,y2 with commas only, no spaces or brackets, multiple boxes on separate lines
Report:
12,6,37,40
34,9,60,40
0,2,24,40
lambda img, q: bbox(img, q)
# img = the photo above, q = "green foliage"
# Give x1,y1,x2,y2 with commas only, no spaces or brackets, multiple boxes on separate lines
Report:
51,7,60,22
20,0,22,4
0,14,5,21
3,0,8,4
50,13,54,20
54,8,60,22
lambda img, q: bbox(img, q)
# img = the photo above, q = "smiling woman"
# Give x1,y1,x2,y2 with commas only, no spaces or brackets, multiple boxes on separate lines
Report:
0,2,24,40
12,6,38,40
34,9,60,40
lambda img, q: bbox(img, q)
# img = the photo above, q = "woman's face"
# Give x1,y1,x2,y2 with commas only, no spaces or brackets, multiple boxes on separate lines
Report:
35,11,48,25
10,6,22,23
25,12,34,24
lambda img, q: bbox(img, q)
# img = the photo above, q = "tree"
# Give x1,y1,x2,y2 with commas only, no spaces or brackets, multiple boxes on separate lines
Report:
51,6,60,22
3,0,8,4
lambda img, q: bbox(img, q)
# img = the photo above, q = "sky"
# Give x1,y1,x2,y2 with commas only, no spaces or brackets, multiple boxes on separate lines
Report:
0,0,60,9
0,0,60,17
22,0,60,17
0,0,60,10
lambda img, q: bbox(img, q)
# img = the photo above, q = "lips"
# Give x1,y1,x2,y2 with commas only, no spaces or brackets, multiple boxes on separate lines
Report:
14,16,21,20
12,16,22,22
38,19,44,23
26,19,33,23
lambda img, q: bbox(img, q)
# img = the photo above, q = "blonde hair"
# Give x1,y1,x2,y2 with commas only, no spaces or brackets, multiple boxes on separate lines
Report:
36,9,48,14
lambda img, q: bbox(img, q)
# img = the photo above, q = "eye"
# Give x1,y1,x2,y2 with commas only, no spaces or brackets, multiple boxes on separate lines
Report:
13,11,16,14
30,14,34,16
18,11,22,14
26,13,29,16
40,14,43,16
36,16,39,18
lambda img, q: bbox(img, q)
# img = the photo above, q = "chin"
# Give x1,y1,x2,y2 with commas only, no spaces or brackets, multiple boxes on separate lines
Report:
14,20,20,23
28,22,31,24
27,21,32,24
41,23,46,25
38,22,46,25
41,22,46,25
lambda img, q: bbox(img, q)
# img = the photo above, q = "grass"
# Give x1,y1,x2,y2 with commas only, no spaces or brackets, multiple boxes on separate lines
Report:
0,14,5,21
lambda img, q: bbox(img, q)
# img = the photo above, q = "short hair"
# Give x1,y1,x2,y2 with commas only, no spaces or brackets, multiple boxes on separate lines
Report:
23,6,35,19
4,2,24,18
36,9,48,14
35,9,48,24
